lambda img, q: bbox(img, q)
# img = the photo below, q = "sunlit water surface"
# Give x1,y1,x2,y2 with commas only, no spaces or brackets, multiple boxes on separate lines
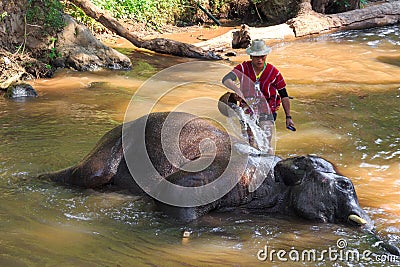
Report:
0,25,399,266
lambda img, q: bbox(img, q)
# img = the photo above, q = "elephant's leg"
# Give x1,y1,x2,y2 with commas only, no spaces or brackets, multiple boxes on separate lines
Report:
152,162,225,221
154,201,217,222
38,125,124,188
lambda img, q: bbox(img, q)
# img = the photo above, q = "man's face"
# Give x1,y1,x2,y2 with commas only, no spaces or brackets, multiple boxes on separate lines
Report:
251,55,267,69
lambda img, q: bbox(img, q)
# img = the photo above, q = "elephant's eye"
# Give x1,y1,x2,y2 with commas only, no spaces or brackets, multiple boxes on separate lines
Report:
336,179,353,191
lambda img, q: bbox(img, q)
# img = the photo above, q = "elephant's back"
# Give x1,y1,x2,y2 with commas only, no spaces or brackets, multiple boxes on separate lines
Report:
143,112,233,178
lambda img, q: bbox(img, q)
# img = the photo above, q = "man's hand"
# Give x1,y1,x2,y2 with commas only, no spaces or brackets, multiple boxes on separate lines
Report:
286,116,296,131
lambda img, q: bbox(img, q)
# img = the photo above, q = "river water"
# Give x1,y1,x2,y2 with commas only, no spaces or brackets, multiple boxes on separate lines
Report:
0,25,399,266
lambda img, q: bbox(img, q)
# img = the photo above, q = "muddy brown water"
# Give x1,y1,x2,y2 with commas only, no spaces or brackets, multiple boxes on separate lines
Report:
0,25,399,266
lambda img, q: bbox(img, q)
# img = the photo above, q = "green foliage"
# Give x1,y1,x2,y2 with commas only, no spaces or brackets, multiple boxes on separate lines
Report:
341,0,351,8
0,11,8,22
64,0,238,29
26,0,65,34
360,0,367,8
48,37,61,60
208,0,227,14
91,0,183,30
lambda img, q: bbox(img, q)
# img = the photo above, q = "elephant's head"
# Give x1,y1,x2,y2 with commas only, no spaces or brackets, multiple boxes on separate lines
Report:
274,155,372,228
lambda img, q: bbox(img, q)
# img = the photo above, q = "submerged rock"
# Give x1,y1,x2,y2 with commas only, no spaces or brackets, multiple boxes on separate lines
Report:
6,83,38,99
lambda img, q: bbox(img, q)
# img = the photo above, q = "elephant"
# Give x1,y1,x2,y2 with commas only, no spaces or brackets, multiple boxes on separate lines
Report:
38,111,400,255
38,111,371,227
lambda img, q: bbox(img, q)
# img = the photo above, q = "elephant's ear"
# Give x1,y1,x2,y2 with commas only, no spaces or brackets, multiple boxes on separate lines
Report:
274,156,309,186
218,92,239,117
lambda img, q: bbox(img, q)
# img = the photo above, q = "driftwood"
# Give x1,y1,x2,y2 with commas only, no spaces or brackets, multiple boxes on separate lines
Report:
69,0,221,60
288,0,400,37
232,24,251,49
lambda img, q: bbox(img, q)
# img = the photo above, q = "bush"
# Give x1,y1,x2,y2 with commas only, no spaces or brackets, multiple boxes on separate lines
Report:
26,0,65,34
91,0,184,30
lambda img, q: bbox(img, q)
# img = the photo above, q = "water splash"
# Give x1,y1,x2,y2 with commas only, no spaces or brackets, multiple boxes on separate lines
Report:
229,104,273,154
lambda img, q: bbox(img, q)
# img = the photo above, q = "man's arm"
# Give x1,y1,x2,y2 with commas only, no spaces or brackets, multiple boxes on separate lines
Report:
278,88,295,128
222,72,241,101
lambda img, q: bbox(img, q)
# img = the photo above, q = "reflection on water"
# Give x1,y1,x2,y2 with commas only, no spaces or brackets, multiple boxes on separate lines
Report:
0,25,399,266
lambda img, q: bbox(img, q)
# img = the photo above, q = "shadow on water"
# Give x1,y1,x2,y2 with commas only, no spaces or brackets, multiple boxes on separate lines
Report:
0,25,399,266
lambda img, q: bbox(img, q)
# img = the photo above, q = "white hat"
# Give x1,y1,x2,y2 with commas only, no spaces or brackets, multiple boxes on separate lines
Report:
246,39,272,56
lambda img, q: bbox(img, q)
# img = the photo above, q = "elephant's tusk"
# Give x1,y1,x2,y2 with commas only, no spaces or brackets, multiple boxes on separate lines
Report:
349,214,367,225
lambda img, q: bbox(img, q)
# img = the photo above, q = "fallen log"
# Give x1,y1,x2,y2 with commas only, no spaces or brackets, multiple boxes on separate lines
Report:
288,0,400,37
69,0,221,60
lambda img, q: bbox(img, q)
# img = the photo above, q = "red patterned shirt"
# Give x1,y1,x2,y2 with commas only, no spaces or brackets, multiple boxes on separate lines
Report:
232,61,286,113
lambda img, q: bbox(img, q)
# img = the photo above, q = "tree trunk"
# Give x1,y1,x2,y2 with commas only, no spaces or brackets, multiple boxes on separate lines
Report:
68,0,221,60
288,0,400,37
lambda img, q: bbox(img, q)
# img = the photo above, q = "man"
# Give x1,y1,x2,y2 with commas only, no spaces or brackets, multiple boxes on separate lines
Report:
222,39,295,130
